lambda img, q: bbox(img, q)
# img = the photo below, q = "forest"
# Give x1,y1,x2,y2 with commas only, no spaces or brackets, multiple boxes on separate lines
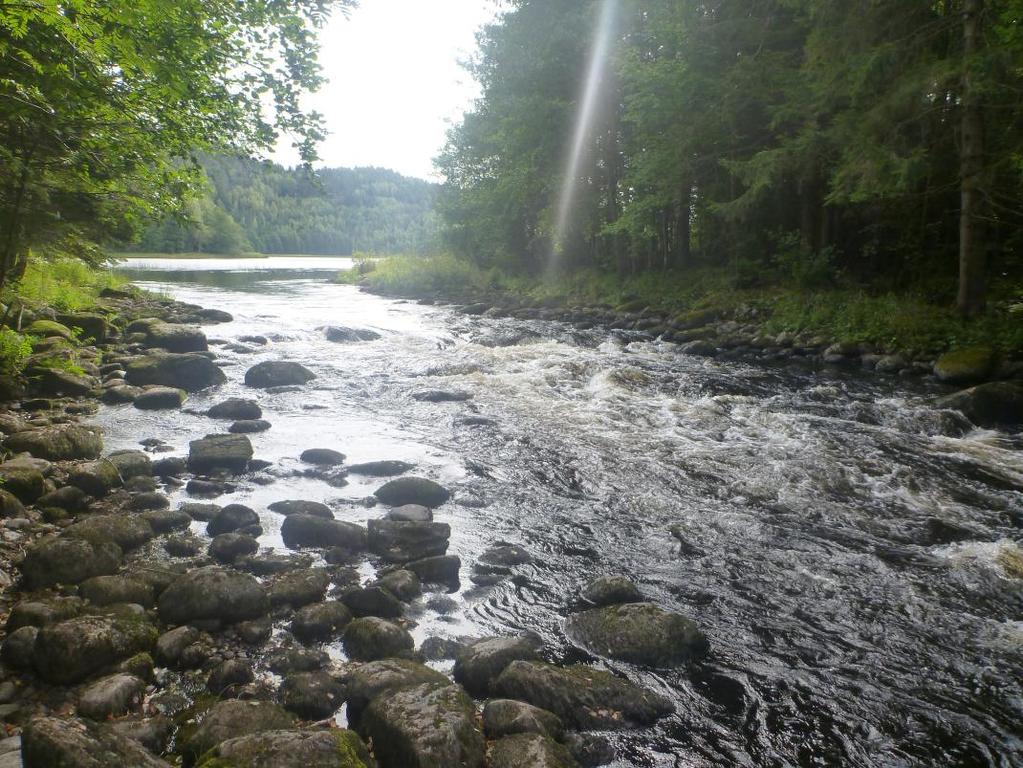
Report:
437,0,1023,318
132,156,439,256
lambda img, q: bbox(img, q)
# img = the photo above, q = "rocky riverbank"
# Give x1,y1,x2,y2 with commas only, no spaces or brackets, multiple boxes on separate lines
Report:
0,287,725,767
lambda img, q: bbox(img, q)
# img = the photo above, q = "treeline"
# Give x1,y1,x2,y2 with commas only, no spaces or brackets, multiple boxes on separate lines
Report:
134,156,440,255
438,0,1023,315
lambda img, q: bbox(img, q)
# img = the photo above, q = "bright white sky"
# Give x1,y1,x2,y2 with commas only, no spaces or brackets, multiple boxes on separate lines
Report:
273,0,501,180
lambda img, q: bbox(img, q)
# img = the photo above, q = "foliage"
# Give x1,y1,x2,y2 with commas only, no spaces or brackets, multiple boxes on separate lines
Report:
11,259,126,312
0,0,354,290
131,156,439,256
341,254,496,295
0,328,33,376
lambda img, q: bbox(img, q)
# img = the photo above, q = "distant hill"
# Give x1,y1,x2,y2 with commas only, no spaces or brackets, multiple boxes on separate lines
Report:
131,155,439,255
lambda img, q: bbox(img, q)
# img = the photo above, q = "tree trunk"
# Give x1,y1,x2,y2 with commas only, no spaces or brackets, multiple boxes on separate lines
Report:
957,0,986,316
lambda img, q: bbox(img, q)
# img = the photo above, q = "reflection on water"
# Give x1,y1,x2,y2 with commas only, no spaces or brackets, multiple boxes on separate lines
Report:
99,258,1023,767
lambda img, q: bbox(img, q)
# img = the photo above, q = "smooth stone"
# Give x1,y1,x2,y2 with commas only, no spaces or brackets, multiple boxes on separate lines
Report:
406,555,461,588
268,499,333,518
373,476,451,507
347,460,414,477
134,387,187,410
342,617,414,661
385,504,432,522
244,361,316,388
229,419,272,433
367,519,450,562
581,575,643,606
300,448,345,466
207,503,259,536
340,586,404,619
281,514,366,551
207,398,263,420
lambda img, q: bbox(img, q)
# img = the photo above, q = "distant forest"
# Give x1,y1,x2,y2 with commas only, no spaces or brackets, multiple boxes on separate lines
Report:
132,155,440,255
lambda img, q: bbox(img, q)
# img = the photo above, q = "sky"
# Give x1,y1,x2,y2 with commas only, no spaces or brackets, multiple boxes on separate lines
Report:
273,0,501,180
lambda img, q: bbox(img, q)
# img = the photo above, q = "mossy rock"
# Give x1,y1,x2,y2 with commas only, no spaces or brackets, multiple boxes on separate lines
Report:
933,346,997,384
196,729,373,768
565,602,708,667
25,319,75,340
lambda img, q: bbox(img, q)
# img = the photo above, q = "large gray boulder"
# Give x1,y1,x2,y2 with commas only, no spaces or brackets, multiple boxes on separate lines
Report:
22,715,171,768
67,514,154,551
482,699,564,740
158,567,269,626
367,519,450,562
21,536,122,589
933,346,997,384
182,700,295,767
281,514,367,551
195,729,373,768
126,352,226,392
565,602,708,667
291,601,353,643
244,361,316,388
360,682,484,768
33,614,157,684
342,617,414,661
143,322,208,353
374,476,451,507
78,673,146,720
188,434,253,473
4,424,103,460
208,398,263,420
453,636,540,698
343,659,449,723
937,380,1023,428
494,661,673,730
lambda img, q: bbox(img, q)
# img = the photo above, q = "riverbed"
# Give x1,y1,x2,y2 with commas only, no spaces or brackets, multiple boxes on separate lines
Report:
101,256,1023,767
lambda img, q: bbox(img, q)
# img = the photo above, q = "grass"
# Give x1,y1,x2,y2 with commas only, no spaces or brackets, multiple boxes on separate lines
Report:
338,254,1023,355
12,258,128,312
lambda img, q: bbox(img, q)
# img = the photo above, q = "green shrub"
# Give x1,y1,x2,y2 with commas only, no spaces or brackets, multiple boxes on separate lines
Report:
0,329,34,376
12,258,126,311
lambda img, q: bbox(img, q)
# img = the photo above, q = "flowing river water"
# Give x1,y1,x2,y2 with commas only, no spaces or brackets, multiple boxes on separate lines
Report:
99,257,1023,768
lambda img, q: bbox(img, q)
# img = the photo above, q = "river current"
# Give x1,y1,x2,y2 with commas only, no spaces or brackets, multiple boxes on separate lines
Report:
99,257,1023,768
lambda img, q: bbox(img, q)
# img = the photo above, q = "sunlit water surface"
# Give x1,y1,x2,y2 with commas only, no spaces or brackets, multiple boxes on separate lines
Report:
98,257,1023,767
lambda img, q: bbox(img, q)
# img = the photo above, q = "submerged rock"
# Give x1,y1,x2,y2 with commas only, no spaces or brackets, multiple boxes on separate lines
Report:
374,476,451,507
300,448,345,466
347,459,414,477
411,390,473,402
565,602,708,667
325,326,381,343
245,361,316,388
269,499,333,518
229,418,271,433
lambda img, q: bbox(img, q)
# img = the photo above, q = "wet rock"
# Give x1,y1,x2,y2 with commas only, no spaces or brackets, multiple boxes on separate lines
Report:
6,598,81,631
385,504,432,522
108,449,153,478
80,575,155,608
494,661,673,730
0,489,25,518
374,476,451,507
33,614,157,684
347,460,414,477
128,491,169,511
22,715,171,768
67,514,153,551
188,434,253,473
207,503,259,536
208,398,263,420
482,699,564,740
4,424,102,460
563,733,615,767
155,626,201,666
374,569,421,602
343,658,448,723
158,566,269,626
360,682,484,768
143,322,208,353
245,361,316,388
407,555,460,588
126,352,227,392
340,585,404,619
281,671,346,720
141,508,192,533
238,335,268,345
565,602,708,667
489,733,580,768
2,626,38,669
21,536,122,589
0,457,47,502
419,636,468,662
125,475,158,493
180,502,221,521
300,448,346,466
453,636,540,698
197,307,233,323
78,673,146,720
581,575,643,606
934,347,997,384
281,514,367,551
343,617,414,661
165,535,203,557
239,553,314,576
473,544,530,584
937,380,1023,429
411,390,473,403
268,568,330,608
367,519,450,562
182,700,296,767
68,460,122,498
102,384,142,404
236,617,272,645
324,326,381,343
196,729,373,768
186,478,231,496
152,456,187,477
134,387,187,410
267,646,330,674
207,659,254,697
229,419,271,433
37,484,90,511
291,601,353,643
209,533,259,563
109,716,174,756
269,499,333,518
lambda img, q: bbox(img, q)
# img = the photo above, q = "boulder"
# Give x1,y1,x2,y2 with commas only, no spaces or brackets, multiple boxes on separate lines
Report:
154,626,201,666
340,586,404,619
343,658,449,722
0,489,25,518
291,601,353,643
453,637,540,698
374,476,450,507
268,569,330,608
142,508,192,533
208,398,263,420
3,625,39,669
182,700,296,767
158,567,269,626
180,502,221,521
565,602,708,667
269,499,333,518
482,699,564,740
343,617,414,661
324,326,381,343
67,514,154,551
281,671,345,720
56,312,109,342
937,380,1023,429
207,503,259,536
934,347,997,384
581,575,643,606
4,424,103,460
126,353,227,392
360,682,484,768
80,575,155,608
196,729,373,768
134,387,186,410
25,319,73,339
143,323,208,353
69,459,122,497
347,460,414,477
102,385,142,404
367,519,450,562
107,449,152,479
385,504,432,522
229,419,271,433
188,434,253,473
21,536,122,589
37,485,90,512
33,614,157,684
207,659,255,697
281,514,367,551
78,673,146,720
29,367,98,397
128,491,169,511
209,533,259,563
245,361,316,388
374,569,421,602
0,457,46,502
407,555,460,587
22,716,171,768
300,448,345,466
489,734,580,768
494,661,673,730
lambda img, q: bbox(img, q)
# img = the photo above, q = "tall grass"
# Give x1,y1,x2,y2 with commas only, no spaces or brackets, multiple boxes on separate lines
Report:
13,258,127,311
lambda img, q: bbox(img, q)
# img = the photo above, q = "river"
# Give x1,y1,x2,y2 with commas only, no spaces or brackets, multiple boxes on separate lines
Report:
99,256,1023,767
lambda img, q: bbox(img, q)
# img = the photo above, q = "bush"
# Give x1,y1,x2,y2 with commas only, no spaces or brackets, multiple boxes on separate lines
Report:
0,329,34,376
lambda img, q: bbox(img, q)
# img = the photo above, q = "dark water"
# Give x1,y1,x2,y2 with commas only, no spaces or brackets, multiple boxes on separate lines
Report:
102,257,1023,768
